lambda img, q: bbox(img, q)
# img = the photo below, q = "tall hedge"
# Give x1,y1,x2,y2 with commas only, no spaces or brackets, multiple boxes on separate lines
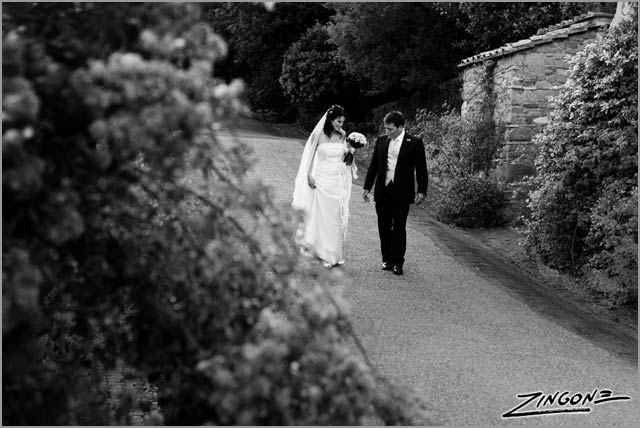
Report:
525,14,638,305
2,3,427,424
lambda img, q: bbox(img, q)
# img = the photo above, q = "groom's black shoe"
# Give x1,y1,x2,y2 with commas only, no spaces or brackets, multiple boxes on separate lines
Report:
381,262,393,271
392,265,403,276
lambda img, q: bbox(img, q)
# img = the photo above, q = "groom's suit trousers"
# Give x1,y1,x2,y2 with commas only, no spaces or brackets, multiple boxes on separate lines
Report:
375,181,410,267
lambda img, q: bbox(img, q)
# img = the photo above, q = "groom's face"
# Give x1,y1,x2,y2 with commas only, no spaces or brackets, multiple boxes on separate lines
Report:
384,122,403,140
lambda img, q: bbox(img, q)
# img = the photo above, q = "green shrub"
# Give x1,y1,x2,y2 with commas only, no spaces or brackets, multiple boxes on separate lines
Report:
584,183,638,305
280,24,345,106
525,13,638,305
2,3,428,425
524,180,588,270
279,23,371,131
434,175,506,228
411,108,506,228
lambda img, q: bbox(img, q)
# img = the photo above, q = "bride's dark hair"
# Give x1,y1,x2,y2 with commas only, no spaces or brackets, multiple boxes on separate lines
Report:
323,104,346,137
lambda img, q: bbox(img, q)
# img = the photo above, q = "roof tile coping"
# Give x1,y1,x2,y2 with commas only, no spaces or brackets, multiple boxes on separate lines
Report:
458,11,614,68
535,11,613,34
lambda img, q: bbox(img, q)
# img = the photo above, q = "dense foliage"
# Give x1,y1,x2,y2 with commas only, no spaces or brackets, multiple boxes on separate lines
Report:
280,24,345,106
435,2,615,56
411,110,506,228
279,23,368,129
204,2,332,121
525,15,638,306
2,3,429,425
200,2,614,128
327,2,463,109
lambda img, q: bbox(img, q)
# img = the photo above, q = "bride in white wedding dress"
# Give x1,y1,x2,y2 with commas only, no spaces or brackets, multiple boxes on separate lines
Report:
292,105,356,267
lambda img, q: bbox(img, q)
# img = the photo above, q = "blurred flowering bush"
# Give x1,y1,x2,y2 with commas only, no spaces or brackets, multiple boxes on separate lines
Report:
2,3,428,425
525,13,638,306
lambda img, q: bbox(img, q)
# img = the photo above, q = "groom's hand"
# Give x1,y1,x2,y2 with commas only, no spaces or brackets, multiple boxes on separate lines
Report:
415,193,426,205
363,190,370,203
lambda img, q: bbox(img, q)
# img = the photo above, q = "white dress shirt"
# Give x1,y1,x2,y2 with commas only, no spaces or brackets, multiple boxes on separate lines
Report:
385,129,405,186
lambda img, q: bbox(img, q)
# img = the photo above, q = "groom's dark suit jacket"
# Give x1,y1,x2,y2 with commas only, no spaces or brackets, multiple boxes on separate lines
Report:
363,133,428,205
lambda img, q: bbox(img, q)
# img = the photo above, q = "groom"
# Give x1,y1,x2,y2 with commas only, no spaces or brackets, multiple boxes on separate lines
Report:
363,111,428,276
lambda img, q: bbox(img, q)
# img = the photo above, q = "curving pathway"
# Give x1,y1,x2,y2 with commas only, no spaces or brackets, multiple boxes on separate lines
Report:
218,119,638,426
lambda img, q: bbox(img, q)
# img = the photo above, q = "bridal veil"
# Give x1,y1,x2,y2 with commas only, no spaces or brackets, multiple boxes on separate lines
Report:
291,112,327,211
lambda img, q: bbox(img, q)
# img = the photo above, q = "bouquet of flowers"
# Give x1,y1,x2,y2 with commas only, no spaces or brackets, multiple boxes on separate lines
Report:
344,132,368,165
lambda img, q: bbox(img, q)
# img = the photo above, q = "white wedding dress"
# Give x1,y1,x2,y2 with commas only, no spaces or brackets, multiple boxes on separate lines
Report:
300,134,353,265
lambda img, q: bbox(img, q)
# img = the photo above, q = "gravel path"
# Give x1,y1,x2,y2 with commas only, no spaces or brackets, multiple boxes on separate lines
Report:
217,121,638,427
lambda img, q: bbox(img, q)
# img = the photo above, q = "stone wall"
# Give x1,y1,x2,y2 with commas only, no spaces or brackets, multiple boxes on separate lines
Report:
459,14,612,222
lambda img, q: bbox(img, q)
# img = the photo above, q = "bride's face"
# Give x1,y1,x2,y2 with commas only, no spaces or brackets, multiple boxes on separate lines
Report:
331,116,345,132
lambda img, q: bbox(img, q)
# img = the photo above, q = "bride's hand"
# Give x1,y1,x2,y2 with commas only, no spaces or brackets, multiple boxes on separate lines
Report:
307,174,316,189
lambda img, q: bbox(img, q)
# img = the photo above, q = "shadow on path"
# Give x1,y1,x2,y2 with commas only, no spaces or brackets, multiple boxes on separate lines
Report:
408,208,638,364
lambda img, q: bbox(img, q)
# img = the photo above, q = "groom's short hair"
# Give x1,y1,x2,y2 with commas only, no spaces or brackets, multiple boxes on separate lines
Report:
384,111,405,127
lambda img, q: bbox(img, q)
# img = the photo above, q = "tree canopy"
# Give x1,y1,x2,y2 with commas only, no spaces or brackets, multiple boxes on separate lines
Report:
204,2,332,120
327,2,464,99
201,2,616,126
435,2,616,55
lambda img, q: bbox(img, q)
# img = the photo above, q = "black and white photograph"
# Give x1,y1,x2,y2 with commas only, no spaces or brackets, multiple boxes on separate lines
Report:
2,1,638,425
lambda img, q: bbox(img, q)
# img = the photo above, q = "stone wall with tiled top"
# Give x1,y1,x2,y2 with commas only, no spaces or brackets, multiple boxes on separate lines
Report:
458,13,613,222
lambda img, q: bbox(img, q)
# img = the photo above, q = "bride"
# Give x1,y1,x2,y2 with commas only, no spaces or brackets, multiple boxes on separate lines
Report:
292,105,357,267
